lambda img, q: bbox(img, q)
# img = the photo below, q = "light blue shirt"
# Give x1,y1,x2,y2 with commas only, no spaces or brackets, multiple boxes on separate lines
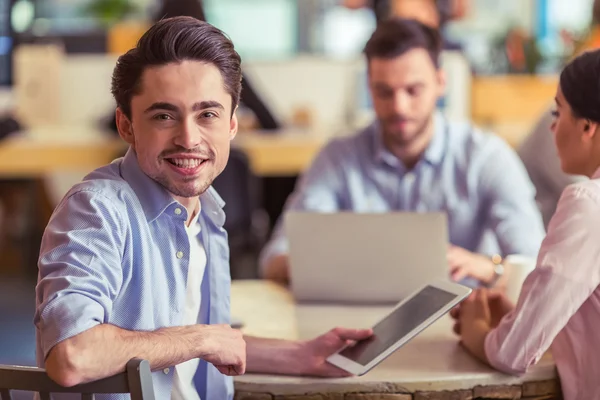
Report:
518,108,586,228
34,149,233,400
260,113,545,281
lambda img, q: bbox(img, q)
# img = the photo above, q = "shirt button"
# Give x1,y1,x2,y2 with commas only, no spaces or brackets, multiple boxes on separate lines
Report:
174,208,182,215
176,251,184,259
163,368,170,374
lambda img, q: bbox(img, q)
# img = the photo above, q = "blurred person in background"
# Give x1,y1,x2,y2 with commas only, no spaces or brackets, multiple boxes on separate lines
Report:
259,18,544,289
518,0,600,227
454,49,600,400
343,0,469,49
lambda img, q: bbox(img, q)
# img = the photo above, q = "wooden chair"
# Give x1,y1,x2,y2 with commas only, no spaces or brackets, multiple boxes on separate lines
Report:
0,359,155,400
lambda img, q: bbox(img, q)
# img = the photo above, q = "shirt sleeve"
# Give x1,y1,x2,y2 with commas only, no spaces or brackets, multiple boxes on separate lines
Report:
518,110,585,227
478,136,546,257
485,184,600,374
34,190,125,359
258,141,345,274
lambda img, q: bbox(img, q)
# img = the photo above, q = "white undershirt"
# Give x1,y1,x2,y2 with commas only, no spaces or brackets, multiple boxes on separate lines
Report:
171,202,207,400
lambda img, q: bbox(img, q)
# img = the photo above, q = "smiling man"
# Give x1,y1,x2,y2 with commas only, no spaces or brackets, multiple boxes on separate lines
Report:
260,18,545,289
34,17,371,400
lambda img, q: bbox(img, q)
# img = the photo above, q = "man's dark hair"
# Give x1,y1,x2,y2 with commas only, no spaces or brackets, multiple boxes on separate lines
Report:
111,16,242,119
364,18,442,68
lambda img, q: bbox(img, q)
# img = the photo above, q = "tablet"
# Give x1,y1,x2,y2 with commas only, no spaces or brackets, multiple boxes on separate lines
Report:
326,280,472,376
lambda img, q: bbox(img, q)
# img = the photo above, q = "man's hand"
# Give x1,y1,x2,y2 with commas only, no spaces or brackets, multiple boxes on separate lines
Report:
447,245,496,284
245,328,372,376
199,324,247,376
297,327,373,377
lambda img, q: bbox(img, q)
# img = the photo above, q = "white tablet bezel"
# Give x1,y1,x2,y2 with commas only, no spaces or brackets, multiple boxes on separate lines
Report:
326,280,472,376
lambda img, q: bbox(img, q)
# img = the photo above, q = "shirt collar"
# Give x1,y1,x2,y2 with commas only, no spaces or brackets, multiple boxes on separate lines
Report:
372,111,447,167
187,200,202,227
119,147,225,227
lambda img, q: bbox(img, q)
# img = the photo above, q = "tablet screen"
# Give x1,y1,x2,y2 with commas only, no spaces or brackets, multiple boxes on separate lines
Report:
338,285,458,365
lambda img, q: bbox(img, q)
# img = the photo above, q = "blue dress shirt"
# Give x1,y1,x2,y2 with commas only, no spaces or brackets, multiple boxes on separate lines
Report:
260,113,545,280
34,148,233,400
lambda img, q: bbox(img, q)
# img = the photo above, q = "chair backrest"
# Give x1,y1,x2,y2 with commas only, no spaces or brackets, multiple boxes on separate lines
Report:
212,148,258,237
0,359,155,400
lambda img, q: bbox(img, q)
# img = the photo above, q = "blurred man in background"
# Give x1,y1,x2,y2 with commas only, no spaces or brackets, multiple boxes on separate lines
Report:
260,18,544,289
343,0,469,49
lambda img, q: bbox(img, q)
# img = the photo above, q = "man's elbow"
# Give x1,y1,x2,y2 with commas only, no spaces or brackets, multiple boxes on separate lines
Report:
45,341,87,387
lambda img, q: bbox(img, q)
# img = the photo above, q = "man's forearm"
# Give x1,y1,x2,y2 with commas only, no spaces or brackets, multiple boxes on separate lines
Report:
245,335,304,375
46,324,206,387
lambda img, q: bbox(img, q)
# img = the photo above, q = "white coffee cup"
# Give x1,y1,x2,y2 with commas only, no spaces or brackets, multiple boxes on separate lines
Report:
504,254,537,304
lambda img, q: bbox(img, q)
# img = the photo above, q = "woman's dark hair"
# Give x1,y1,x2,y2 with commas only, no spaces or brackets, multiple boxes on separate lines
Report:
111,16,242,119
560,49,600,122
364,18,442,68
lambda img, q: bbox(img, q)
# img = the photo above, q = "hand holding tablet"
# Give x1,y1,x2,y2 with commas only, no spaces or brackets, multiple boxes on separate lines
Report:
327,280,472,376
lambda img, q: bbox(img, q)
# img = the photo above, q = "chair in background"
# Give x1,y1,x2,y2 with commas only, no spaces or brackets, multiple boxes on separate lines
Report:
0,358,154,400
212,148,269,279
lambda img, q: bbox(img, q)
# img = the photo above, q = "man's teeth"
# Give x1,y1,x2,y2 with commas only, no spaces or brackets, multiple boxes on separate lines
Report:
171,158,203,168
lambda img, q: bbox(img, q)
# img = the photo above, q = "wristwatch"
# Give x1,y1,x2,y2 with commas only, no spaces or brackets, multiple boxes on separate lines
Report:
488,254,504,287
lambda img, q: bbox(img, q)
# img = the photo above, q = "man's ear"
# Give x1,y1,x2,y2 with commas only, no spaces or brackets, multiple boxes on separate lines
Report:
116,108,135,146
229,108,239,141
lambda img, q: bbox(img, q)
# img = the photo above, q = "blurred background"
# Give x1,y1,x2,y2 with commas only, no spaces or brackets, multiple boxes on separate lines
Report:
0,0,596,376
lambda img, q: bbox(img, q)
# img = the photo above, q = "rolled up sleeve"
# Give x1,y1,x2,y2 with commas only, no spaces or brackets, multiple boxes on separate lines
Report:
35,190,125,359
484,185,600,374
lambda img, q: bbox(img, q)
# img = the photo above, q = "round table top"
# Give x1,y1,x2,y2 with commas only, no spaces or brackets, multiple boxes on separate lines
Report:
231,280,559,399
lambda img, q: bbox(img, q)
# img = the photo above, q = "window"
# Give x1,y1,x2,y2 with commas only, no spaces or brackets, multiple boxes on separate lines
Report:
204,0,298,60
318,5,376,58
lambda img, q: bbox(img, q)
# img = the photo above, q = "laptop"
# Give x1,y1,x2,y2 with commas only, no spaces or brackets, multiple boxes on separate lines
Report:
285,211,449,304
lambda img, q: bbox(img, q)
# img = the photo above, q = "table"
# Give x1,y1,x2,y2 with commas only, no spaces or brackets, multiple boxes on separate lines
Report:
2,121,533,179
0,126,327,178
0,126,124,178
231,281,561,400
233,130,327,177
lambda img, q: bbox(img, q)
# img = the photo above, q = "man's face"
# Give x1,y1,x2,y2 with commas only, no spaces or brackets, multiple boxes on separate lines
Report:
117,61,237,201
368,48,445,148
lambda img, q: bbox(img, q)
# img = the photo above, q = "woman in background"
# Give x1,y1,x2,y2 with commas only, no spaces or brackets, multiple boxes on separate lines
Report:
453,49,600,400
